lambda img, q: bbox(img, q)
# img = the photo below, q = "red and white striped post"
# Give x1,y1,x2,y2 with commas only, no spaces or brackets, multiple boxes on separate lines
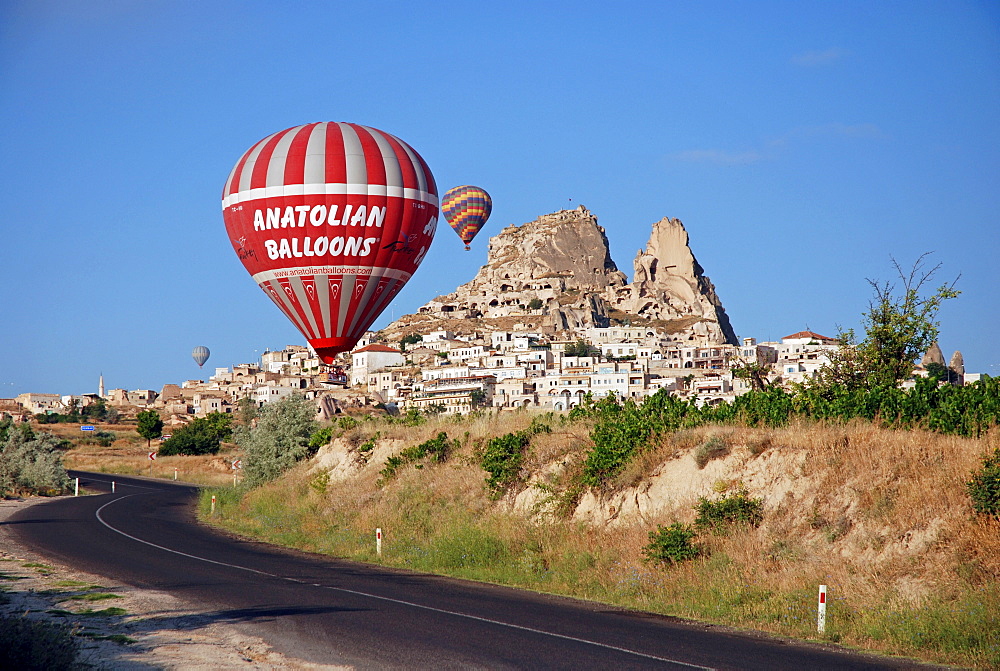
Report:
376,528,382,557
818,584,828,634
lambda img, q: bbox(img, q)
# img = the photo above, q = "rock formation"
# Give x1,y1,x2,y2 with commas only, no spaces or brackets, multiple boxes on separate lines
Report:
949,350,965,380
605,217,737,344
392,206,737,344
921,343,946,368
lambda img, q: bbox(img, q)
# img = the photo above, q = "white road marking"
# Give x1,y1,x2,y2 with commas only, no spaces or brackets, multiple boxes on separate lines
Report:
92,486,715,670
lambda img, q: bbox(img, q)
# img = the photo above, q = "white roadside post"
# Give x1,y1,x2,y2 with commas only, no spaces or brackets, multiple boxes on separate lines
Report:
112,481,115,493
74,477,79,496
174,468,178,481
211,495,216,515
376,528,382,557
818,584,828,634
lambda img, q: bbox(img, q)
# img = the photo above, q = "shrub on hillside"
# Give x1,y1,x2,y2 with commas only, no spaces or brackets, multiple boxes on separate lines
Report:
236,396,318,487
694,489,764,535
480,418,551,496
693,437,730,469
967,447,1000,519
158,413,232,456
643,523,701,565
308,426,334,451
0,420,70,496
379,431,458,483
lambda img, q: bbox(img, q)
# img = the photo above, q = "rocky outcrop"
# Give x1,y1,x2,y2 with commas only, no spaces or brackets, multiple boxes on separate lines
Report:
418,207,628,330
921,343,946,367
949,351,964,376
605,217,737,344
400,206,737,343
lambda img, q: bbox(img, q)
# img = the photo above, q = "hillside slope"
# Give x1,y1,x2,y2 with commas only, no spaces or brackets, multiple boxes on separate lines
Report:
207,412,1000,668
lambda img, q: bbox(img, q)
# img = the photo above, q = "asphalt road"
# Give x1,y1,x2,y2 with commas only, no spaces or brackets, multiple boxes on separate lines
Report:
6,472,925,670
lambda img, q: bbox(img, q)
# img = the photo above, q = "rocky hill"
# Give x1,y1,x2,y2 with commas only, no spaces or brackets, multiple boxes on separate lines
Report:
388,206,737,344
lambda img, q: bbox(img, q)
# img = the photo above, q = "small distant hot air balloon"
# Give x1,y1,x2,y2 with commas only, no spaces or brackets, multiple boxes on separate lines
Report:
441,185,491,250
222,123,438,363
192,346,210,368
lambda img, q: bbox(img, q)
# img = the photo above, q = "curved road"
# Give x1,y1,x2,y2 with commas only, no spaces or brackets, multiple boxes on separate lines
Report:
6,472,921,670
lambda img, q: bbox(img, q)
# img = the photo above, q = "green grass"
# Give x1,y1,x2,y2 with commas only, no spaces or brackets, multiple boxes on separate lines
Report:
68,592,121,602
76,607,127,617
76,631,136,645
52,580,101,589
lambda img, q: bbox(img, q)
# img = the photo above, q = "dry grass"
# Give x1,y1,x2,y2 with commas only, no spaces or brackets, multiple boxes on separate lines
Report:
54,421,242,487
189,414,1000,667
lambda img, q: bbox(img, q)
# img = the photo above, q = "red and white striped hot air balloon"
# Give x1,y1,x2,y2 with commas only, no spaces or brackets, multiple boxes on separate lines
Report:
222,123,438,363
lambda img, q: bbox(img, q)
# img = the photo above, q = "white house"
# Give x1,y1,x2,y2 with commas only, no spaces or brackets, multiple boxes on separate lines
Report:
351,344,405,385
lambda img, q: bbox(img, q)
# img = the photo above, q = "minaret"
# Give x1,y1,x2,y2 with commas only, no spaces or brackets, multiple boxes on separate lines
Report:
99,373,105,398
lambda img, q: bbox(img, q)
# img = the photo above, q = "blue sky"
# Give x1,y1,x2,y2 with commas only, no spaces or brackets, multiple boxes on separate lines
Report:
2,0,997,396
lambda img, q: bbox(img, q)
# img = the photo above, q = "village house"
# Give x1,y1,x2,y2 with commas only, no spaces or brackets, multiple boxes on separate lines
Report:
351,344,405,385
15,393,63,414
492,379,538,408
407,375,495,415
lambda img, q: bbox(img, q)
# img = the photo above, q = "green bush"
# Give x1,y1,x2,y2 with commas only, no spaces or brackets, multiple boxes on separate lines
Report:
337,415,359,430
643,523,701,564
575,376,1000,492
694,489,764,535
308,426,334,451
0,615,79,670
236,396,318,487
158,413,232,456
694,437,730,469
967,448,1000,518
380,432,456,484
480,420,550,496
0,420,70,496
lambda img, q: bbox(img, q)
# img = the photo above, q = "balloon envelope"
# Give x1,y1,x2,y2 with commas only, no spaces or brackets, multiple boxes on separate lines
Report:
222,123,438,363
441,186,491,250
192,346,210,368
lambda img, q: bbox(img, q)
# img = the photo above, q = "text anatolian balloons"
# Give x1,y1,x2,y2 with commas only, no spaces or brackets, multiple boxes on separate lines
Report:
192,346,210,368
222,123,438,363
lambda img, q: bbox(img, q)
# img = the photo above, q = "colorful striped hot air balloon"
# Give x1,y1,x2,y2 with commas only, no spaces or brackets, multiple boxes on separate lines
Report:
441,185,491,250
222,123,438,363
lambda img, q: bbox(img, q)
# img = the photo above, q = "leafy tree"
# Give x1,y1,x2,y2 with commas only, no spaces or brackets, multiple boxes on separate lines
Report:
527,297,543,310
469,389,487,407
236,395,318,487
563,340,593,357
235,396,259,426
158,413,232,456
136,410,163,448
399,333,422,351
814,254,959,391
0,419,70,496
